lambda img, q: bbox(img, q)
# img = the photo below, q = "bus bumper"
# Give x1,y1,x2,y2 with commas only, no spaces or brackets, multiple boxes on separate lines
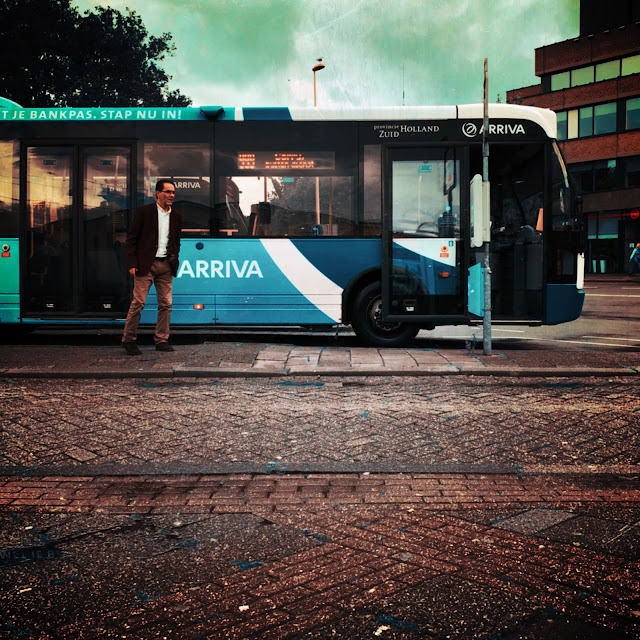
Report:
544,284,585,325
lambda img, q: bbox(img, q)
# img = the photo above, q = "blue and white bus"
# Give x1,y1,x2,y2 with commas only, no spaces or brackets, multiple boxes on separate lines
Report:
0,97,584,346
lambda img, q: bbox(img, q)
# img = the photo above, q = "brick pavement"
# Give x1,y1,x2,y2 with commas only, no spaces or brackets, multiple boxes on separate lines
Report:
2,472,640,514
2,341,640,638
1,473,639,638
1,377,639,474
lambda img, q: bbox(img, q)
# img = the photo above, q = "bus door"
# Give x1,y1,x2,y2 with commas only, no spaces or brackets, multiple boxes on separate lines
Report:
382,146,468,323
23,145,132,316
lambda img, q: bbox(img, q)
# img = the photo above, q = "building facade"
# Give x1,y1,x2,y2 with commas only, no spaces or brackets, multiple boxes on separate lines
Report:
507,1,640,274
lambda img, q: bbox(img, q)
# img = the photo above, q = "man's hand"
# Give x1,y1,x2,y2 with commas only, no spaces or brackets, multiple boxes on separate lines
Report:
129,268,136,276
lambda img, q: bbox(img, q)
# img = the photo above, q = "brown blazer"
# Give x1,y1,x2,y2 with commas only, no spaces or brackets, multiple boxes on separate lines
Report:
125,202,182,276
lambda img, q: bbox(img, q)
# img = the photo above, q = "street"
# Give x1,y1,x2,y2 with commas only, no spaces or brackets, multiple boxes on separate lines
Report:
420,277,640,350
1,276,639,639
1,376,639,473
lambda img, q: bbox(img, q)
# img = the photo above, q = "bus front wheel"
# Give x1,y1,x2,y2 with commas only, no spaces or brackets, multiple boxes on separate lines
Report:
351,282,419,347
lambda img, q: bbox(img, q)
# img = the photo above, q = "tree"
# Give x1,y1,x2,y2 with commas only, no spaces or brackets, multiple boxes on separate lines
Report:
0,0,191,107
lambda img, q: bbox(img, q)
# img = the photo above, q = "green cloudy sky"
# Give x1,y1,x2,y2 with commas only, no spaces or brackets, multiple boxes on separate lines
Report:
71,0,579,108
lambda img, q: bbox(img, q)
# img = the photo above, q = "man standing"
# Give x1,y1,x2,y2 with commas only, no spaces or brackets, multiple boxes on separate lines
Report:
122,179,182,355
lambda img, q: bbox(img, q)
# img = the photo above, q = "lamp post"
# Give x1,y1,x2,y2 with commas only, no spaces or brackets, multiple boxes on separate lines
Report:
312,58,325,107
312,58,325,225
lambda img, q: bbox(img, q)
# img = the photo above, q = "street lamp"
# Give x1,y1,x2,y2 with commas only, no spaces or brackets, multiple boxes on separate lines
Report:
312,58,325,107
312,58,325,225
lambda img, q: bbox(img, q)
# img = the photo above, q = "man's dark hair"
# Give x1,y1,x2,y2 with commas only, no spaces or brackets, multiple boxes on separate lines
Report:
156,179,176,192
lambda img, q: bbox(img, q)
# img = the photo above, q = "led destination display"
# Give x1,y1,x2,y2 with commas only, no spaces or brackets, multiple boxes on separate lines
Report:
238,152,335,170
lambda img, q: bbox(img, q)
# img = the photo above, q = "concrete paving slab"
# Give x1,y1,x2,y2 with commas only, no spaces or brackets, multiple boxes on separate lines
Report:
492,506,575,534
0,338,638,379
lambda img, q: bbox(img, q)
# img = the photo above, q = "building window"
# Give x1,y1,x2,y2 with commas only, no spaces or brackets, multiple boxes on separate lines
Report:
622,53,640,76
594,160,617,191
626,156,640,188
557,111,568,140
579,106,593,137
548,53,640,94
567,109,579,139
558,102,619,139
551,71,571,91
627,97,640,130
595,59,620,81
569,159,618,194
588,213,620,241
570,162,595,193
571,66,594,87
594,102,617,135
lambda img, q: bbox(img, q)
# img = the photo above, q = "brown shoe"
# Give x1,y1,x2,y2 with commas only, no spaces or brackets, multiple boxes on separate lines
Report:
123,341,142,356
155,342,174,352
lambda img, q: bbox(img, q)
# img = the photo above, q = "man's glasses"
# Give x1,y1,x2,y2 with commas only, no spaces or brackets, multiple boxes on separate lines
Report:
161,190,176,194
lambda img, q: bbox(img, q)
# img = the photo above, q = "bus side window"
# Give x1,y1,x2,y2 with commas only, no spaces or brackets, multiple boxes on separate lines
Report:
363,145,382,236
143,142,212,237
0,141,19,237
221,176,355,238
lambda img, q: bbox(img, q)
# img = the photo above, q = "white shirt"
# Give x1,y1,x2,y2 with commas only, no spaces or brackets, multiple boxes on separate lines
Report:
156,203,171,258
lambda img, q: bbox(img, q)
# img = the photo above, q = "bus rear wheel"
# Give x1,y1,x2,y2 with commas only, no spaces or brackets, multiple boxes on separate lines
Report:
351,282,419,347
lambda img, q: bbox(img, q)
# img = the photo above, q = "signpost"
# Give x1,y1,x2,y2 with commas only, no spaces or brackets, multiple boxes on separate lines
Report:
482,58,492,356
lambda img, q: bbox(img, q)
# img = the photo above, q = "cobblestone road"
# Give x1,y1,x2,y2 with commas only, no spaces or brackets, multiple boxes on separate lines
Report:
2,473,640,639
1,376,639,473
2,375,640,639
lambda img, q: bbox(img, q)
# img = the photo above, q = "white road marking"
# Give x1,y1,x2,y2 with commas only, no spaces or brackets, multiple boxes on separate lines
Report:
443,334,638,348
515,337,638,348
583,336,639,343
587,294,640,298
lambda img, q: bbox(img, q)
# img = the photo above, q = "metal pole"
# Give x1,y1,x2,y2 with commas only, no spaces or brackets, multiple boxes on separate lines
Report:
313,71,317,108
312,59,325,108
312,60,325,223
482,58,492,356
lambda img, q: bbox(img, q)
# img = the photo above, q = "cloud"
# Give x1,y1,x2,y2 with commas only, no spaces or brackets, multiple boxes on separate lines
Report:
71,0,579,107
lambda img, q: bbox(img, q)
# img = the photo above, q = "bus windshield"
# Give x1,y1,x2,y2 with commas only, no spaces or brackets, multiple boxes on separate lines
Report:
551,141,576,231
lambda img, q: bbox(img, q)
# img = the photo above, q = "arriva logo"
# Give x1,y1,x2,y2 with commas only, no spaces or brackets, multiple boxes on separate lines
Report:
462,122,478,138
462,122,526,137
178,260,263,278
174,181,201,189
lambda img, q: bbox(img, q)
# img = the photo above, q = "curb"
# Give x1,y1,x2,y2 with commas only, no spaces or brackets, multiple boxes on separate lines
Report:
4,462,640,477
0,366,637,379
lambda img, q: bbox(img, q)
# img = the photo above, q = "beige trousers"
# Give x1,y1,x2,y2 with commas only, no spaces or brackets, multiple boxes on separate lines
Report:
122,259,174,344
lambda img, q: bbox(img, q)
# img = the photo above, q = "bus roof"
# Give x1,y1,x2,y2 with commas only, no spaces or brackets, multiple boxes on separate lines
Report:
0,98,556,138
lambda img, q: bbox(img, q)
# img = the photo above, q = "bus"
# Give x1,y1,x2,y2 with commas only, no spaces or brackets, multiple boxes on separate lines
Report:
0,97,585,346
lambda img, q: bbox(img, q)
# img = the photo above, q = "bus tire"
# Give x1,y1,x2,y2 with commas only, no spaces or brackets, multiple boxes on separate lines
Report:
351,282,419,347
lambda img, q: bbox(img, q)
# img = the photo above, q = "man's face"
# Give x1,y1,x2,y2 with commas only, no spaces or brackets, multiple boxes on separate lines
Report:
157,183,176,210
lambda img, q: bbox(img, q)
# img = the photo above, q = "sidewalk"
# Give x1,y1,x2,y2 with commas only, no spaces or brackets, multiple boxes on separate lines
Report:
3,471,639,640
3,331,640,637
1,335,639,379
1,273,638,379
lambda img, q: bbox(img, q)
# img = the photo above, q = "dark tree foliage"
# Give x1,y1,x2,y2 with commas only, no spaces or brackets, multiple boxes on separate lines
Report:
0,0,191,107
